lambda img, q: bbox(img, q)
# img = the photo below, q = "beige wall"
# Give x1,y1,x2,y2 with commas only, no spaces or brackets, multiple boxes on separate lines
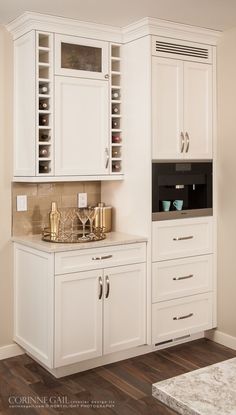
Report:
217,27,236,338
0,26,13,346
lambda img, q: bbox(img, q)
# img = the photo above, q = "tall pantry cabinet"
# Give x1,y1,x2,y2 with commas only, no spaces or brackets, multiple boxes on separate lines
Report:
101,22,219,346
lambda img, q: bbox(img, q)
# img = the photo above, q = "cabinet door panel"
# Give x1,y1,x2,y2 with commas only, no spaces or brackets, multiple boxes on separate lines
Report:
55,270,102,367
55,76,109,176
152,57,183,159
103,263,146,354
184,62,212,159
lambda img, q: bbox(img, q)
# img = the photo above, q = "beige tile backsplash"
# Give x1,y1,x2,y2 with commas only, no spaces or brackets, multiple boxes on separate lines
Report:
12,182,101,236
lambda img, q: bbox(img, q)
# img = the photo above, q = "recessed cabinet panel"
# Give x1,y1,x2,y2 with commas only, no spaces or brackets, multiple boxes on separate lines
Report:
103,263,146,354
54,270,103,367
55,34,108,80
55,76,109,176
184,62,212,159
152,57,183,159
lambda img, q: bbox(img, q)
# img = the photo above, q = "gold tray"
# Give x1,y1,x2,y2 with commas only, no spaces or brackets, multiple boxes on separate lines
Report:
42,227,106,243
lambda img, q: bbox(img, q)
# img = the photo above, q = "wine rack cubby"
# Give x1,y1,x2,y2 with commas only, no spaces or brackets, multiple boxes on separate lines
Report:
36,32,53,176
110,44,122,174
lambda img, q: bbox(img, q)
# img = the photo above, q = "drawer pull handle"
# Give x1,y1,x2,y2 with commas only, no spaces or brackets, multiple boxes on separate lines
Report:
173,313,194,321
105,275,110,298
92,255,113,261
173,274,194,281
98,276,103,300
173,236,193,241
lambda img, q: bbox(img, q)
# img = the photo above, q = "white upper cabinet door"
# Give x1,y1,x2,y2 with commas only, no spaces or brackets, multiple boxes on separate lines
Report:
103,263,146,355
54,270,103,367
55,34,109,80
184,62,212,159
152,57,184,160
55,76,109,176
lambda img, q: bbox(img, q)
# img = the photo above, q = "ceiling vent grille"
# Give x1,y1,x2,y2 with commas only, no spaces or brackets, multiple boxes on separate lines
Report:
155,41,209,59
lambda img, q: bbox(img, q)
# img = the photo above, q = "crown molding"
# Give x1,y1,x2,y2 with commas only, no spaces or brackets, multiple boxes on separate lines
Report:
6,12,221,45
122,17,221,45
6,11,123,42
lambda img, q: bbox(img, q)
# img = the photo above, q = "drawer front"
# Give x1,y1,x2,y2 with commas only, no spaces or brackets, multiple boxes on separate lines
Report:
55,243,146,275
152,217,213,261
152,293,213,344
152,254,213,302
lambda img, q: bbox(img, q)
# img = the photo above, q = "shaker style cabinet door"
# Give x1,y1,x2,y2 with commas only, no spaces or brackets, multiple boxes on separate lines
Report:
54,270,103,367
152,57,184,159
103,263,146,355
55,76,109,176
184,62,213,159
55,34,109,80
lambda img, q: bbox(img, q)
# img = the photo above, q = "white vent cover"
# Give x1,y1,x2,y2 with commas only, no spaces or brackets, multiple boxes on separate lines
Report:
152,37,212,64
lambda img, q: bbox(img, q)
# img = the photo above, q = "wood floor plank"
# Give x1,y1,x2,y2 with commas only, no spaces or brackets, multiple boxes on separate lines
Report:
0,339,235,414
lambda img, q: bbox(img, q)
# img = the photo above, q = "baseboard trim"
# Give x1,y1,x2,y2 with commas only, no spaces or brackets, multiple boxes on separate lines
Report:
205,329,236,350
0,343,24,360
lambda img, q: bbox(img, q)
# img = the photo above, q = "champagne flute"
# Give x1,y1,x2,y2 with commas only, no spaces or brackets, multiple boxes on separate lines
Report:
77,208,89,241
87,206,98,239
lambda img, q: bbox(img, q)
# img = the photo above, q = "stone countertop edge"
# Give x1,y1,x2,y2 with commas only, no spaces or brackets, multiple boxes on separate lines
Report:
12,232,148,253
152,385,200,415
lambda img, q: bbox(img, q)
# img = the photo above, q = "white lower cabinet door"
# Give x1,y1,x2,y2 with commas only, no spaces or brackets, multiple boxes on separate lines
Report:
55,76,109,176
103,263,146,354
54,270,103,367
152,293,213,344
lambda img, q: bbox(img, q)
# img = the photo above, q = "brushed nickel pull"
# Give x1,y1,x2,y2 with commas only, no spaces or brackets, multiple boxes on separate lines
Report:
92,254,113,260
185,132,190,153
105,147,109,169
173,274,194,281
98,276,103,300
173,313,193,321
173,236,193,241
104,74,109,79
180,132,185,153
105,275,110,298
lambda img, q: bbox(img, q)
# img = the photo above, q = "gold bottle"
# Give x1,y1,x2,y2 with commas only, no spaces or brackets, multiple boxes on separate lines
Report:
49,202,60,240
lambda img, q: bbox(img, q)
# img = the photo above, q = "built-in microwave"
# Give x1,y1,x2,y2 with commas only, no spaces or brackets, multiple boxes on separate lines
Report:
152,161,213,221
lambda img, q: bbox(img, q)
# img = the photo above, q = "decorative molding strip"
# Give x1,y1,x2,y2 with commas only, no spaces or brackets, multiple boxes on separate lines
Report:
123,17,221,45
0,343,24,360
206,329,236,350
6,11,122,42
6,12,221,46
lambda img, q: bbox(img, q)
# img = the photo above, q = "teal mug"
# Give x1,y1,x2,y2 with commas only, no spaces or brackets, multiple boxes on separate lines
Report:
173,200,183,210
162,200,171,212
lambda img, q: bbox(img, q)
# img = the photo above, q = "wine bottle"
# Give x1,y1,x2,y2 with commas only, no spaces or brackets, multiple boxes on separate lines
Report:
112,106,119,114
112,91,119,99
112,119,119,129
39,116,48,126
112,163,121,172
39,163,50,173
39,85,48,94
40,133,49,141
112,135,121,143
39,148,48,157
39,101,48,110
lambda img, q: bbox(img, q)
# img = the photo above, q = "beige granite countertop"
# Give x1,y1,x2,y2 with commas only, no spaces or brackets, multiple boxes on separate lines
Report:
12,232,147,253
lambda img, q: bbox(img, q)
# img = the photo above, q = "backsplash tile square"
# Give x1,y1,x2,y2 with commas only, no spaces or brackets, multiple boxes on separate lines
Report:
12,181,101,236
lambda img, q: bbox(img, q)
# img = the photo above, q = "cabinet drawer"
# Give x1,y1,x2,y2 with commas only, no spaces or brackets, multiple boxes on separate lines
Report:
152,293,213,344
152,217,213,261
55,243,146,275
152,254,213,302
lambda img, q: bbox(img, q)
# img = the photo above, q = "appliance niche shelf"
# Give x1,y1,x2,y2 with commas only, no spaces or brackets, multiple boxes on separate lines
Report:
110,44,123,174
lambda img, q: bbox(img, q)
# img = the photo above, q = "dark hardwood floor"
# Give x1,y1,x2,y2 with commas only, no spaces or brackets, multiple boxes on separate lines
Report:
0,338,236,414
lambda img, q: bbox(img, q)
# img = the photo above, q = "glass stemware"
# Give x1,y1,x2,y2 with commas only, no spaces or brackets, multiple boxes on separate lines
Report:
87,207,98,239
77,208,90,241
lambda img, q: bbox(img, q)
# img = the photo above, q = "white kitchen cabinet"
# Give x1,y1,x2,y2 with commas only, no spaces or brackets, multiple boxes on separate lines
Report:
55,34,109,80
103,263,146,354
152,57,212,160
13,240,146,373
55,76,109,176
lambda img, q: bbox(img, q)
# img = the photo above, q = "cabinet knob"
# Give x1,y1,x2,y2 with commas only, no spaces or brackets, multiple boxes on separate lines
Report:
104,74,109,79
